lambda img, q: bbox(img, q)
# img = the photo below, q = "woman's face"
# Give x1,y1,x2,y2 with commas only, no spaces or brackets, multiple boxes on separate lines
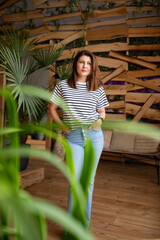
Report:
76,55,91,79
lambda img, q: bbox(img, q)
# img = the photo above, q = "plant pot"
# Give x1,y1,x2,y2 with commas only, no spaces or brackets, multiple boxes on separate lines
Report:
20,144,30,171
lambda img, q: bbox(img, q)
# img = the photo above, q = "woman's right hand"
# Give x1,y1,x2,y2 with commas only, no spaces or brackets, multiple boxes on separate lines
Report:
63,129,70,134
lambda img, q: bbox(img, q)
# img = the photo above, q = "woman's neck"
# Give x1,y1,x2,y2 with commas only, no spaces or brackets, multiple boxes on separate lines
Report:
77,76,87,82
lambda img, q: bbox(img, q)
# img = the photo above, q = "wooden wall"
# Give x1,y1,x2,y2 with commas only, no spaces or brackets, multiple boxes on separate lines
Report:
0,0,160,126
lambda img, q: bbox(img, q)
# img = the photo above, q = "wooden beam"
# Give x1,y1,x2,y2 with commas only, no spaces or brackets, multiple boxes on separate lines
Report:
126,79,160,92
101,71,127,81
126,93,160,104
126,103,160,121
137,56,160,62
27,31,76,44
102,65,126,84
86,18,125,29
56,30,84,49
128,27,160,37
127,16,160,26
36,1,68,8
86,25,128,41
127,74,160,92
105,113,126,120
48,24,83,31
27,25,50,35
97,56,127,69
128,44,160,51
58,43,128,60
32,0,47,6
2,10,44,22
104,87,126,95
109,51,157,70
106,101,125,109
43,11,81,22
0,0,20,11
126,6,157,12
87,5,127,19
128,68,160,78
132,94,158,122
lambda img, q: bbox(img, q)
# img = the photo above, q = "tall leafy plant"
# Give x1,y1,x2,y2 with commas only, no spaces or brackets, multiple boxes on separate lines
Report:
0,87,96,240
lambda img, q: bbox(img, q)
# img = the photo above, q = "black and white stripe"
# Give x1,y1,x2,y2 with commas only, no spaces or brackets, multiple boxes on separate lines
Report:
51,79,109,129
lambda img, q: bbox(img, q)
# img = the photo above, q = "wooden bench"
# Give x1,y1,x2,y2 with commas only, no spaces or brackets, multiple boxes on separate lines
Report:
102,130,160,185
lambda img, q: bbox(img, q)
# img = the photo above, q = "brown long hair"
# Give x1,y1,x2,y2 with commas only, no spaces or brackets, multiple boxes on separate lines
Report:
67,50,102,91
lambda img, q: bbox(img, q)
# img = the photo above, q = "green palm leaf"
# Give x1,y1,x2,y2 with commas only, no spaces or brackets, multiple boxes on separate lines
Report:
32,45,65,68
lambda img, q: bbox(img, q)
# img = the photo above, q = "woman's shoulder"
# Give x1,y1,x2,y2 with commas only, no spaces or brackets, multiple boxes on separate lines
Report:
55,79,68,87
96,85,104,92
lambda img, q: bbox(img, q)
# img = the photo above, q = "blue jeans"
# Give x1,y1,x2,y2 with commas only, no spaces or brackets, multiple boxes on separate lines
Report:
65,126,104,227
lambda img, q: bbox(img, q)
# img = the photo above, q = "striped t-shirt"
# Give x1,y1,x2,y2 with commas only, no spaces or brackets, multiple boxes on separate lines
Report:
51,79,109,129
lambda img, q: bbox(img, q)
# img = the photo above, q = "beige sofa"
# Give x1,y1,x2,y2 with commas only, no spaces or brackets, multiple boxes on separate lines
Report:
103,130,160,184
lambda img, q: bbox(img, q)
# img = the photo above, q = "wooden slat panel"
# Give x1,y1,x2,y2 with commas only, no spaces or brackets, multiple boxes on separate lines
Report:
27,25,50,35
86,25,128,41
36,1,68,8
105,113,126,120
128,68,160,78
56,30,84,48
127,6,157,12
127,75,160,93
97,56,127,69
87,5,127,19
101,71,126,81
2,10,44,22
106,101,125,109
28,31,76,44
127,16,160,25
126,103,160,121
48,24,83,31
58,43,128,60
132,94,158,122
33,43,160,53
104,85,126,91
128,27,160,37
109,51,157,70
128,44,160,51
102,65,126,84
0,0,19,11
86,18,125,29
126,93,160,104
104,87,126,95
137,56,160,62
126,79,160,92
32,0,47,6
43,11,81,22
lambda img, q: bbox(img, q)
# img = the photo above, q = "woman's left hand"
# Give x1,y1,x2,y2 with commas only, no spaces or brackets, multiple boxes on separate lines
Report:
88,119,102,130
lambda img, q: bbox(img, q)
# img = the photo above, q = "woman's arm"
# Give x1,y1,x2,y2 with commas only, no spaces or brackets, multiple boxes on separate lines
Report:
88,108,106,130
50,103,70,134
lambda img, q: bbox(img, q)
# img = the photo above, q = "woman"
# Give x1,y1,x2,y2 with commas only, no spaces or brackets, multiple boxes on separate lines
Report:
50,50,109,227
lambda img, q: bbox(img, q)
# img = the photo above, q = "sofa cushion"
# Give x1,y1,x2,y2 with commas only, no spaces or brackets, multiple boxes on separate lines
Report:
110,130,136,153
103,131,112,151
133,135,159,154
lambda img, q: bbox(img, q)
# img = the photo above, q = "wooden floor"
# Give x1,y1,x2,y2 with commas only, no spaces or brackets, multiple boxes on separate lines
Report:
26,157,160,240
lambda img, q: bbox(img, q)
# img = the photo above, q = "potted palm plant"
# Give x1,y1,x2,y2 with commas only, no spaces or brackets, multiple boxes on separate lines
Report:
0,27,64,169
